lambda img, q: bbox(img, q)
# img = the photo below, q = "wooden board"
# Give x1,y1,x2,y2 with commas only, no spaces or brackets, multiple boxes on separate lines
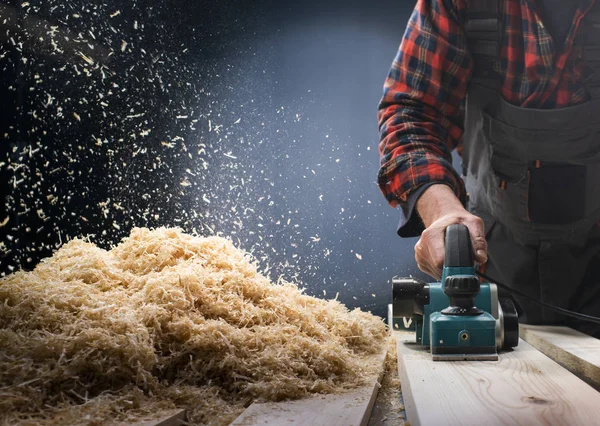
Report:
395,331,600,426
520,324,600,389
231,350,387,426
117,409,186,426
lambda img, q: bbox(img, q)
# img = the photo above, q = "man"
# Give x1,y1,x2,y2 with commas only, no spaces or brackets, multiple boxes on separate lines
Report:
378,0,600,337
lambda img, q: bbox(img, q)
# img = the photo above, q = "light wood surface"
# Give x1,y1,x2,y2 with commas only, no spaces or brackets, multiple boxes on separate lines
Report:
117,409,186,426
231,350,387,426
395,331,600,426
520,324,600,388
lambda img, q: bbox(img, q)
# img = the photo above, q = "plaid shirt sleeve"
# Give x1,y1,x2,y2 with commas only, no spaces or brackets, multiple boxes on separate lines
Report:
377,0,470,208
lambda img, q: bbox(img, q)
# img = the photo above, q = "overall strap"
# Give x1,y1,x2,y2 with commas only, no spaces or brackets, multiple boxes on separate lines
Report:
464,0,504,86
577,1,600,98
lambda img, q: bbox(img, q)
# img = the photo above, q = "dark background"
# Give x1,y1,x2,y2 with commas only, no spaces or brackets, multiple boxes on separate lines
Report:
0,0,427,318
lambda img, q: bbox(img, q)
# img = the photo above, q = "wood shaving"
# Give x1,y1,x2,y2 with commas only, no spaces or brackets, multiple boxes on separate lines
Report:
0,227,387,425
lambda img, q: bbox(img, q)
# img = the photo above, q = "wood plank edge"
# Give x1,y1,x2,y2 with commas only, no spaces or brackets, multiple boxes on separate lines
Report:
358,347,388,426
120,409,187,426
520,325,600,390
232,348,388,426
394,332,420,426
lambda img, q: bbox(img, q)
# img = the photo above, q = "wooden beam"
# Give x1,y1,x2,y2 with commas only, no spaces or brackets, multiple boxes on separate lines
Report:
395,331,600,426
117,409,186,426
520,324,600,389
231,350,387,426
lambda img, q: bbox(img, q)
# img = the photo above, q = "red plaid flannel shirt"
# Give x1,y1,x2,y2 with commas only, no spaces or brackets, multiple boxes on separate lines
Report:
378,0,595,208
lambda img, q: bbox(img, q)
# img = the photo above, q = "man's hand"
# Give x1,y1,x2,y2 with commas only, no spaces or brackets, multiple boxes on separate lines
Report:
414,184,487,279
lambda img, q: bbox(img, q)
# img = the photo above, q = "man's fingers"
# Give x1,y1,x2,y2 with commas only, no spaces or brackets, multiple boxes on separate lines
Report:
465,216,487,264
428,237,445,278
415,229,444,280
414,239,426,272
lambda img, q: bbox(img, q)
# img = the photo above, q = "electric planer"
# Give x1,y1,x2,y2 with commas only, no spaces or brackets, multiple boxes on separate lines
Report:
391,224,519,361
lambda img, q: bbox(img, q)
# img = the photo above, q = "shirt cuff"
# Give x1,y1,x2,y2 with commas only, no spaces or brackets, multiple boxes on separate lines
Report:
396,183,436,238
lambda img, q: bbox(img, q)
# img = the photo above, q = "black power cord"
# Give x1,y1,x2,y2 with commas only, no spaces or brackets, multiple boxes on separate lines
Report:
477,271,600,325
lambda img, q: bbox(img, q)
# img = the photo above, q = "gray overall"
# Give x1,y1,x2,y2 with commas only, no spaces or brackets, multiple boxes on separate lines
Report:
463,0,600,337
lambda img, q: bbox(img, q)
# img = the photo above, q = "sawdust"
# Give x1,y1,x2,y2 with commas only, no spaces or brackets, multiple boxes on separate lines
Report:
0,227,387,425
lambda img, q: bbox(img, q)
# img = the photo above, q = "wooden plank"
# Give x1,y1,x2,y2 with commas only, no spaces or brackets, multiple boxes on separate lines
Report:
520,324,600,389
116,409,187,426
231,350,387,426
395,331,600,426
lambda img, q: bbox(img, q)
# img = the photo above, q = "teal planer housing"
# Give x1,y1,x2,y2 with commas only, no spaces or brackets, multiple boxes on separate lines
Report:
422,270,496,358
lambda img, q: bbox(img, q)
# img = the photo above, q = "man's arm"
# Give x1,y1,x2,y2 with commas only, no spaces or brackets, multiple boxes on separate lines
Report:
377,0,470,211
377,0,487,278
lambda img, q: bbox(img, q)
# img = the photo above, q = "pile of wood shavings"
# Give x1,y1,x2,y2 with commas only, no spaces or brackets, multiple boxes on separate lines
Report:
0,227,387,425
